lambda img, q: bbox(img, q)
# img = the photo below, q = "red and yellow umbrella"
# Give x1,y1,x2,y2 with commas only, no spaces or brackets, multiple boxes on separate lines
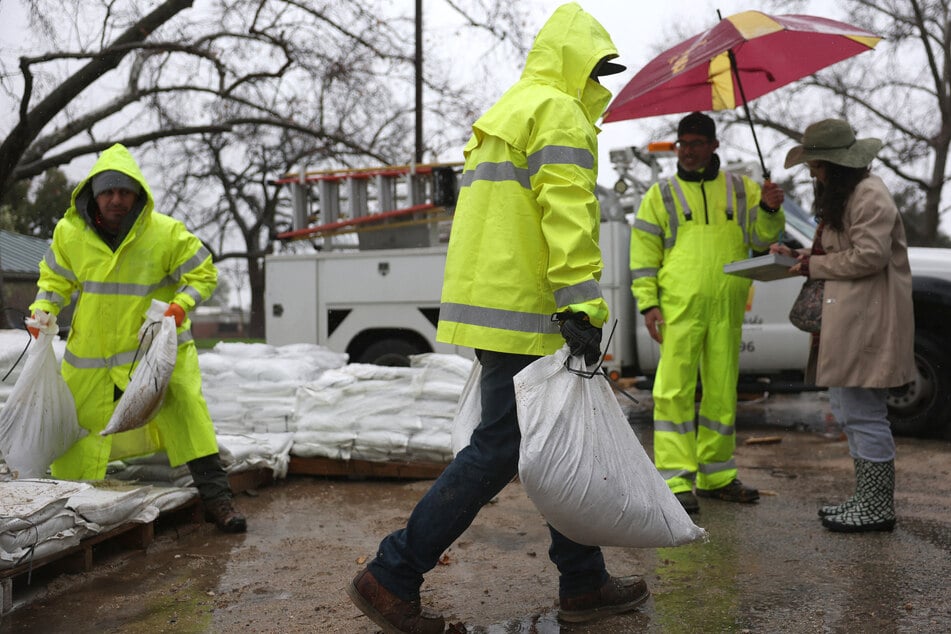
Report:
603,11,881,174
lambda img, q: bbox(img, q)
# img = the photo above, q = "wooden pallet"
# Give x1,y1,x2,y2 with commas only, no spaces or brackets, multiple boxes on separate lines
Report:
228,467,274,493
0,468,271,618
0,460,436,618
0,496,201,616
288,456,446,480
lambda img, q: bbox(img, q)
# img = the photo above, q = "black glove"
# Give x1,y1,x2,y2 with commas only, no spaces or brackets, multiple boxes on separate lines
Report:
553,311,602,366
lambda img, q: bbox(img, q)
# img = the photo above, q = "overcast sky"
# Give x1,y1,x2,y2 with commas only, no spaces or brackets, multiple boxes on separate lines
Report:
0,0,854,190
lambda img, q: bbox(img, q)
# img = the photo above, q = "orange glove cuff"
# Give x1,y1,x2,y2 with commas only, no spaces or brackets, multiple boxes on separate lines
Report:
164,303,186,327
27,314,40,339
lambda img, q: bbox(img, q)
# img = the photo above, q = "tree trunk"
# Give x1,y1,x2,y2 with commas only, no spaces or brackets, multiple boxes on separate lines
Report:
247,254,266,339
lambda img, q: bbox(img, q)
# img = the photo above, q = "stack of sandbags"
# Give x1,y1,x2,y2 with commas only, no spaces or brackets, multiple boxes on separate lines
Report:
199,342,348,434
292,354,472,463
0,479,88,569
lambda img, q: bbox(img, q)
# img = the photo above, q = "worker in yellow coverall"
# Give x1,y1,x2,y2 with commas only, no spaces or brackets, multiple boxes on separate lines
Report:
630,112,785,514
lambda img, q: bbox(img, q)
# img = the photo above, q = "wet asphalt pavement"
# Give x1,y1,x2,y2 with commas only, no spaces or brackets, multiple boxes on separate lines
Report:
2,390,950,633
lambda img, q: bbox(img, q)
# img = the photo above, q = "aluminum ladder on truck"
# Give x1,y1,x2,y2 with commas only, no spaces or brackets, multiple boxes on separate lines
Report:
274,163,461,250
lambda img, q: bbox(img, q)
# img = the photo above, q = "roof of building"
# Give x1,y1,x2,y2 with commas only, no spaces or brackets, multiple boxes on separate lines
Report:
0,230,49,275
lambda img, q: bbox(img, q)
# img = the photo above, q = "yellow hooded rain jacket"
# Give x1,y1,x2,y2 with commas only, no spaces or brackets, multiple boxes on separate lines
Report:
30,144,219,479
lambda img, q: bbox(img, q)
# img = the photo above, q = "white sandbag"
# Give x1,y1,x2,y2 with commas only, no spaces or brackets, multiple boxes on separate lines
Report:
407,426,453,463
0,527,84,569
217,432,294,478
514,346,706,548
101,301,177,436
0,479,88,532
139,486,198,513
0,313,86,477
410,352,474,379
67,483,158,529
451,359,482,456
291,430,357,460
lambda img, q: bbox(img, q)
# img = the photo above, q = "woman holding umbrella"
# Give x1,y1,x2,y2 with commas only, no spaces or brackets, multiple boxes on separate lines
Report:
773,119,915,533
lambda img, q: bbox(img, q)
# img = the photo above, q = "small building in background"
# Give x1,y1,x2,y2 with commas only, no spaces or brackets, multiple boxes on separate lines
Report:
0,230,62,329
190,305,248,340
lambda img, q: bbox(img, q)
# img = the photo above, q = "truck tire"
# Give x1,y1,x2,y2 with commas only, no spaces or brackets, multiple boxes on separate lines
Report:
356,338,421,367
887,333,951,439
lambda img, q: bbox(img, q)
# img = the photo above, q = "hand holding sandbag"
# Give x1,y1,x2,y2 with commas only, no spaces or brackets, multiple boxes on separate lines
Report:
26,310,56,339
164,302,185,327
137,300,171,348
553,311,602,365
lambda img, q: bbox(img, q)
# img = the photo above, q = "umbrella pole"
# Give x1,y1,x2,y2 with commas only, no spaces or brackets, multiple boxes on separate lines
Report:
727,49,770,180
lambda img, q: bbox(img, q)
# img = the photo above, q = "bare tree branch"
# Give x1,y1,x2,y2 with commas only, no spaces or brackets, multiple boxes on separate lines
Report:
0,0,195,191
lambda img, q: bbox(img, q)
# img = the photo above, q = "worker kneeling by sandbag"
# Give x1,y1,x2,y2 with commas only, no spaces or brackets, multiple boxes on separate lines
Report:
101,300,178,436
515,346,705,548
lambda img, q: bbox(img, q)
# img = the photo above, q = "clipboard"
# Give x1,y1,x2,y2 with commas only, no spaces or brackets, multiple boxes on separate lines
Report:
723,253,798,281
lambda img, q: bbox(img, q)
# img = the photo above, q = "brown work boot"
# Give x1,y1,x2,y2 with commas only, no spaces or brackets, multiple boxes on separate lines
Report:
203,496,247,533
558,575,650,624
696,478,760,503
347,568,444,634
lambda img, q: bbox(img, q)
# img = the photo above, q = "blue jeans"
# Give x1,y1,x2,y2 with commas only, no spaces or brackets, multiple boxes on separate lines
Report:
829,386,896,462
368,349,608,601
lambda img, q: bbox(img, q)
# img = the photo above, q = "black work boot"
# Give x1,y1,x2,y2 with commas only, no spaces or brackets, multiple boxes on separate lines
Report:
203,496,248,533
187,453,247,533
696,478,759,503
675,490,700,514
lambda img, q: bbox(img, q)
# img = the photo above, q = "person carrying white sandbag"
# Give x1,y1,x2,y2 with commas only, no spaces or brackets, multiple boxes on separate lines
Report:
28,143,245,533
346,6,667,632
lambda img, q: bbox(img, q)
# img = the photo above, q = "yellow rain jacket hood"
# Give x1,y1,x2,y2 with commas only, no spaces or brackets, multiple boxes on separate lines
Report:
437,2,618,356
31,143,219,479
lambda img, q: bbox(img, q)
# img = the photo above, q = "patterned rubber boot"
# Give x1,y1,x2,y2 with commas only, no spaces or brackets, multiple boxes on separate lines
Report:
821,459,895,533
818,458,865,518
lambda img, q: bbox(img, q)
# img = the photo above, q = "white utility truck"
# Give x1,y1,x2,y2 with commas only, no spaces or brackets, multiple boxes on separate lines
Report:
265,154,951,440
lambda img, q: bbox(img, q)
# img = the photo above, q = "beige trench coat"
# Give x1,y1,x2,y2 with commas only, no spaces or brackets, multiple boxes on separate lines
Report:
806,174,916,388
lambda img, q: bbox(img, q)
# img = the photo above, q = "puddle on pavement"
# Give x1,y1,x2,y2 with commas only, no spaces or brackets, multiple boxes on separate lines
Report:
4,534,239,633
624,390,829,433
449,611,562,633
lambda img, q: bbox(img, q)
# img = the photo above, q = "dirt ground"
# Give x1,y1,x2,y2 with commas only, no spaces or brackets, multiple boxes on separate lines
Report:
3,392,951,633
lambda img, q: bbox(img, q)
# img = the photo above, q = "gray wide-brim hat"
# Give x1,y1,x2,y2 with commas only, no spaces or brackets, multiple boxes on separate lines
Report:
784,119,883,169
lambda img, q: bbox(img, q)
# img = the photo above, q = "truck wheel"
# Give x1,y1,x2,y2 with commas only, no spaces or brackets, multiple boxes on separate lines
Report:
887,333,951,439
357,338,420,367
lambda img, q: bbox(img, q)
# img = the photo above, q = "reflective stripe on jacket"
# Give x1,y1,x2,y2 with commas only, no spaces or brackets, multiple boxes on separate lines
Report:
436,3,617,356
